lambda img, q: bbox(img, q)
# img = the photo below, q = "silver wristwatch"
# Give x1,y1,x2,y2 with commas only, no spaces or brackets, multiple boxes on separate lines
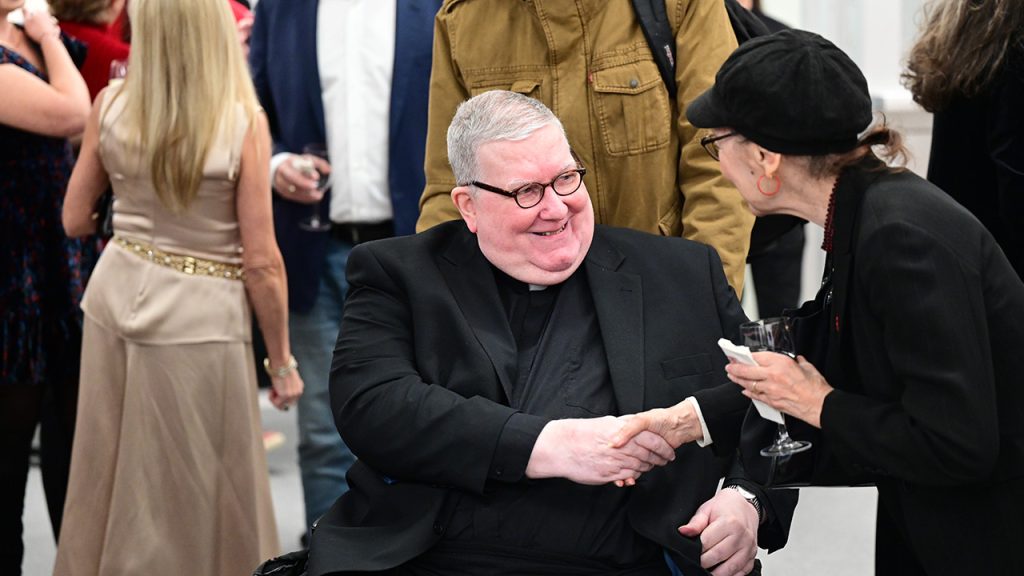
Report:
725,484,764,525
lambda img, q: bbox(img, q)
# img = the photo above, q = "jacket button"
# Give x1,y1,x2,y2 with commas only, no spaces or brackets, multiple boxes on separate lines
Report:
629,78,639,88
433,522,445,535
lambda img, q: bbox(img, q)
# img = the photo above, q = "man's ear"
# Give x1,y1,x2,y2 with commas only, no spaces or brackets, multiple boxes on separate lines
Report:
451,185,479,233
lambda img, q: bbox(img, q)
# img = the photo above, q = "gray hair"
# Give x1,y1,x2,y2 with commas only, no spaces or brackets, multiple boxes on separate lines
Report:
447,90,567,186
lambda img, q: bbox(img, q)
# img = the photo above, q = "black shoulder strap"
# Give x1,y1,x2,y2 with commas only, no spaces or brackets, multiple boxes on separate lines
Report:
631,0,677,99
633,0,773,101
724,0,771,43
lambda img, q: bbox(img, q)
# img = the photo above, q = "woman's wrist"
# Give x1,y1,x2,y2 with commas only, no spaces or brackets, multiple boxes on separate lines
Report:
263,354,298,379
36,30,62,45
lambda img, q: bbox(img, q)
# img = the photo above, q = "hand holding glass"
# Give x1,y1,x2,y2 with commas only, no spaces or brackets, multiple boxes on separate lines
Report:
297,144,331,232
740,317,812,457
109,59,128,80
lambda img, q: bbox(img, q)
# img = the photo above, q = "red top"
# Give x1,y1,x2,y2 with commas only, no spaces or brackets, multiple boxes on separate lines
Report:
58,20,129,102
227,0,252,22
62,1,251,102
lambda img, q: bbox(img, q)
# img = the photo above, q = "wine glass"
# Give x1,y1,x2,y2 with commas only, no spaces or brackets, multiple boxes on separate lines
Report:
740,317,813,457
109,59,128,80
297,143,331,232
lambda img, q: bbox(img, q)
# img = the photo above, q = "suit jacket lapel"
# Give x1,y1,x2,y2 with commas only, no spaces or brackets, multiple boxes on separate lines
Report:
437,227,518,402
585,230,645,415
825,159,884,390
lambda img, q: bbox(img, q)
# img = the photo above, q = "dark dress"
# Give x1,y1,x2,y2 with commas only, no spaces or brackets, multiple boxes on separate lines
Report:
0,43,96,575
926,47,1024,279
0,45,94,386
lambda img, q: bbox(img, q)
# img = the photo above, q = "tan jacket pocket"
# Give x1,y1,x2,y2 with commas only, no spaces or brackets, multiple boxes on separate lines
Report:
592,59,671,156
466,69,547,100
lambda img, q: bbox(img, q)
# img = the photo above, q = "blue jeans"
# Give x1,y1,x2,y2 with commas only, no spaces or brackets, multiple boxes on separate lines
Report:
665,551,684,576
290,237,357,530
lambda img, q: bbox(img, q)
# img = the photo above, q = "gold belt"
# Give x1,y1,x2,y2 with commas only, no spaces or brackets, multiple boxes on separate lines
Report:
114,236,245,281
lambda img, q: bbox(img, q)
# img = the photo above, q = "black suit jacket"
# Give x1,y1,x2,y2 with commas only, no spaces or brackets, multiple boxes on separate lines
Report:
311,222,793,575
814,160,1024,575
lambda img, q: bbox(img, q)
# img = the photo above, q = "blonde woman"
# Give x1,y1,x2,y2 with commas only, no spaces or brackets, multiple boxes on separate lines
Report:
57,0,301,573
903,0,1024,278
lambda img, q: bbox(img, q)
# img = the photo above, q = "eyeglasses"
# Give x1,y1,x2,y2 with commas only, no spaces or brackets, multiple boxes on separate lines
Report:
470,167,587,209
700,131,738,161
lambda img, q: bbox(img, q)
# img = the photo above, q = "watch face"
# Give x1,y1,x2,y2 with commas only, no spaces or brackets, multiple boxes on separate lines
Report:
730,485,756,500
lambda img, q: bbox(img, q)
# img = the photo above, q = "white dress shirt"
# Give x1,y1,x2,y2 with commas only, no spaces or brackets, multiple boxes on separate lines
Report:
270,0,396,225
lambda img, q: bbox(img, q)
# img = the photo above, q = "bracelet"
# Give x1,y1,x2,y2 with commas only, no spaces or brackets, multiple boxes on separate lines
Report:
263,355,298,378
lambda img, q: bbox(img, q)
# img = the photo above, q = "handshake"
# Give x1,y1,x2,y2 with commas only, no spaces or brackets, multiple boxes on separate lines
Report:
525,400,701,486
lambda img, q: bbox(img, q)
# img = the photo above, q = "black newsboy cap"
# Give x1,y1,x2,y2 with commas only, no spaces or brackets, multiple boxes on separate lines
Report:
687,29,873,155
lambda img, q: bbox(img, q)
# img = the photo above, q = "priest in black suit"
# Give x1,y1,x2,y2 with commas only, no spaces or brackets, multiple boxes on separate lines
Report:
311,90,794,576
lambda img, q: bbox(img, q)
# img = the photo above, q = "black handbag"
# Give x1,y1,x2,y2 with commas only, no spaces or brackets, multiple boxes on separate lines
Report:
93,188,114,238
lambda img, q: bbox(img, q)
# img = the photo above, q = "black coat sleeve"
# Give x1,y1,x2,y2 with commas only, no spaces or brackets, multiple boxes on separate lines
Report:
330,243,547,495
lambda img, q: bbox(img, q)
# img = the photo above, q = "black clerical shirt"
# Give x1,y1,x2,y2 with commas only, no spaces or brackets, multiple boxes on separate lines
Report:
403,268,667,575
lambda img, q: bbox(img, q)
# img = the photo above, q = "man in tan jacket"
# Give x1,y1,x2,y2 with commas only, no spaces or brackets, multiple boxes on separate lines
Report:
417,0,754,294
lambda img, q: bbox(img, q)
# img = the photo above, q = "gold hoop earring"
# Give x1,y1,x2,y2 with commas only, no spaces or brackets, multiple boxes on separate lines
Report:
757,174,781,196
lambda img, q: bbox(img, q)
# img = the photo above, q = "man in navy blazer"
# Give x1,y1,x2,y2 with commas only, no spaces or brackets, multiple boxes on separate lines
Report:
249,0,441,536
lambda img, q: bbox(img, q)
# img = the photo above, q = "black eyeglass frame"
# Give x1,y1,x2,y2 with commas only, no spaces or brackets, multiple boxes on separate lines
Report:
468,166,587,209
700,131,739,161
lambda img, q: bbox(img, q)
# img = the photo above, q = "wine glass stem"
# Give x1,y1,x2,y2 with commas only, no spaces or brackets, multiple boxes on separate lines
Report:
776,422,793,442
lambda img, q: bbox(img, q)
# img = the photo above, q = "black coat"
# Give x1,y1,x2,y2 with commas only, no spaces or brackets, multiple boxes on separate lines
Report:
310,222,794,575
815,160,1024,575
927,47,1024,280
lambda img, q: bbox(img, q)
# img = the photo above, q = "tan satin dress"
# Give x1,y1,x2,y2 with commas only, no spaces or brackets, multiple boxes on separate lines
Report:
54,89,280,576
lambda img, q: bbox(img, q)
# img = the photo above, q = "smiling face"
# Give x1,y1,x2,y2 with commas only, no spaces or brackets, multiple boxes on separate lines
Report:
452,123,594,286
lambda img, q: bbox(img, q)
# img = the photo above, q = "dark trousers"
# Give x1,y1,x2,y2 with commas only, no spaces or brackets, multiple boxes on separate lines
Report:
0,378,78,576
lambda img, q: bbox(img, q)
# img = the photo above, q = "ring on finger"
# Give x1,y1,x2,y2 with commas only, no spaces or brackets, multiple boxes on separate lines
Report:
751,381,759,393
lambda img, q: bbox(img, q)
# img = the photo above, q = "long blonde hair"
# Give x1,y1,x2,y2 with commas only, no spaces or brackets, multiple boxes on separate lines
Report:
112,0,260,212
903,0,1024,112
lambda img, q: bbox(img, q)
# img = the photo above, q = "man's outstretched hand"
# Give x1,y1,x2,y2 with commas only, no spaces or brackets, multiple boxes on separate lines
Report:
525,416,676,485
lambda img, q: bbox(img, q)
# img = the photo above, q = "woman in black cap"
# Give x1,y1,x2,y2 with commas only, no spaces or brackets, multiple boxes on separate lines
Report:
618,29,1024,576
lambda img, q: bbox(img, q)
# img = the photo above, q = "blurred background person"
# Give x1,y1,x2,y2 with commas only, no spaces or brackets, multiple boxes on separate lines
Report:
0,4,91,574
47,0,127,101
736,0,786,33
248,0,439,544
56,0,301,573
416,0,755,296
688,30,1023,576
903,0,1024,279
48,0,249,102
